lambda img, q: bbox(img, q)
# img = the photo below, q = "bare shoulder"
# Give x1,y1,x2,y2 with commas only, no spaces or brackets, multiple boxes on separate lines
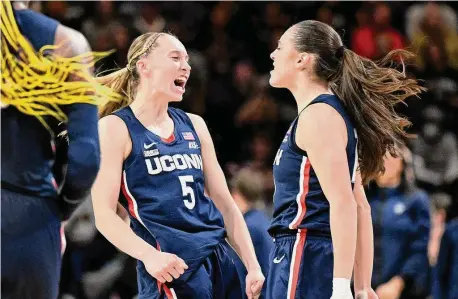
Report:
99,114,133,159
296,103,347,149
186,113,209,134
99,115,129,145
186,113,206,128
299,103,345,130
54,24,91,58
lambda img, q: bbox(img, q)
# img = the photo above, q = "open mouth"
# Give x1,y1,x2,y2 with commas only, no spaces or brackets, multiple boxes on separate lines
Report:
173,78,187,91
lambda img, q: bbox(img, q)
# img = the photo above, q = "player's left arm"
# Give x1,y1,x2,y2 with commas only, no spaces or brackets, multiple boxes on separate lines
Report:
188,113,265,299
352,170,376,295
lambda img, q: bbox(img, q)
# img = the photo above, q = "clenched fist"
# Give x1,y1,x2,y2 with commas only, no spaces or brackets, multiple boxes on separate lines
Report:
142,250,188,283
245,267,265,299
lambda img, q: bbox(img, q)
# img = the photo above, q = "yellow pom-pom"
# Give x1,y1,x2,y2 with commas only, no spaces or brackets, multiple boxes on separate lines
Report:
1,0,121,136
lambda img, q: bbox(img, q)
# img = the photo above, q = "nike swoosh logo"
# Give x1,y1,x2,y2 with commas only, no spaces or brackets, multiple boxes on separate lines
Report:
144,142,157,149
273,254,285,264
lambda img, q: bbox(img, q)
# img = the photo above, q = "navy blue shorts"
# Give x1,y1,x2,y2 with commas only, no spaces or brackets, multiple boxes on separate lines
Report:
136,240,243,299
1,188,62,299
266,230,333,299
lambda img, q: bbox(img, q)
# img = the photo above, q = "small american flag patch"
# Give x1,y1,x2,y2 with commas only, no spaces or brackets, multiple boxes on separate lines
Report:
182,132,195,140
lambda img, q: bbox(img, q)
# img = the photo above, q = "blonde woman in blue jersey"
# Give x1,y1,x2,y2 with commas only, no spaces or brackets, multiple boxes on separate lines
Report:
265,21,424,299
91,32,264,299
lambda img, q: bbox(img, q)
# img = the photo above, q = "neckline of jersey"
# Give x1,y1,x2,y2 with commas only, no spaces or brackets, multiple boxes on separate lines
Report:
127,105,179,145
298,93,338,116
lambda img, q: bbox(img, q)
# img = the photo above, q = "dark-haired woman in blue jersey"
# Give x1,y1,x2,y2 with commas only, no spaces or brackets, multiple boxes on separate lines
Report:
91,32,264,299
265,20,424,299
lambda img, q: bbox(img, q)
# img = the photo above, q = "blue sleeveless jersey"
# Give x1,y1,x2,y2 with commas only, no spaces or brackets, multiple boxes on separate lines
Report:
268,95,358,236
113,106,226,282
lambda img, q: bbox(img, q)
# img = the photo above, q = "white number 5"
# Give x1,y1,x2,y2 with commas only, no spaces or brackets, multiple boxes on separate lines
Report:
179,175,195,210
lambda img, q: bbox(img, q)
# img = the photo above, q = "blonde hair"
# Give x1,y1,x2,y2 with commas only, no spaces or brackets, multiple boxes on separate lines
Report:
97,32,167,118
0,0,121,135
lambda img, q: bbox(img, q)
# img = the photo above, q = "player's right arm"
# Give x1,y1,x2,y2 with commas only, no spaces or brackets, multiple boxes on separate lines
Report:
91,115,187,283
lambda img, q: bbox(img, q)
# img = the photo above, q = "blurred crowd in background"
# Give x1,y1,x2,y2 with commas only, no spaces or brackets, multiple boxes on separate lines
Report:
27,1,458,298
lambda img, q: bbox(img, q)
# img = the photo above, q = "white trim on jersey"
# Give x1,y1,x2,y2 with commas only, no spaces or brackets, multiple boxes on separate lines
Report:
289,157,307,230
351,129,358,183
287,232,301,299
286,229,307,299
273,177,277,204
122,173,179,299
123,170,146,227
170,288,178,299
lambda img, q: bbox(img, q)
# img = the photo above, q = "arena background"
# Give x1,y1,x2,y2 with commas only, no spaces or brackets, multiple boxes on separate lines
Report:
24,1,458,298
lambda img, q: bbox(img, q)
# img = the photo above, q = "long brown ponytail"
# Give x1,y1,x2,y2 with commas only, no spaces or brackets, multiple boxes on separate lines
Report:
335,49,424,184
292,20,425,184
